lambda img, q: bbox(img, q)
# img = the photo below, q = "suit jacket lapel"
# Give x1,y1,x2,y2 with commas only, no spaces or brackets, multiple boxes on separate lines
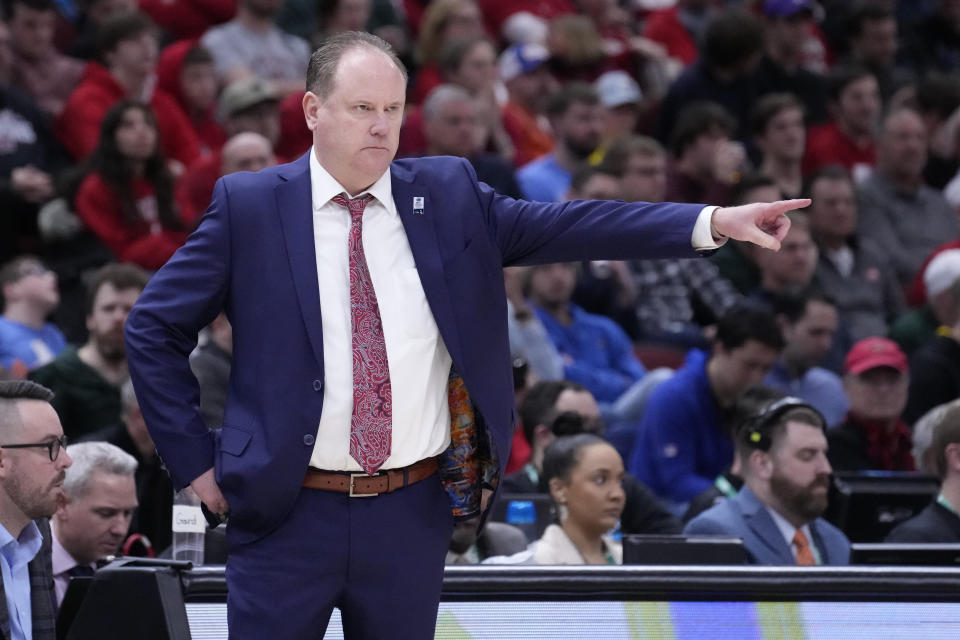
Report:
391,164,465,367
809,521,832,564
30,519,56,640
275,154,325,368
739,488,795,564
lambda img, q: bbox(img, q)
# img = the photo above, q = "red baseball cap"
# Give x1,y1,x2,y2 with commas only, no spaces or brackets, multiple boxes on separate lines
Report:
844,337,908,375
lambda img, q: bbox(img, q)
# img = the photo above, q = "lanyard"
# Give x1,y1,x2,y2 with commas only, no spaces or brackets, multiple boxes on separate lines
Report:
937,494,958,515
524,464,540,488
604,548,617,565
714,475,738,498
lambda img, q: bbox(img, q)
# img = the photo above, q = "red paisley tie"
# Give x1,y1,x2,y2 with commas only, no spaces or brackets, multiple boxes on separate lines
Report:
333,193,392,475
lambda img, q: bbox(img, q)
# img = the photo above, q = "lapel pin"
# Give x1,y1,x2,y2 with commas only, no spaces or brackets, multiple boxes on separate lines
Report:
413,196,424,215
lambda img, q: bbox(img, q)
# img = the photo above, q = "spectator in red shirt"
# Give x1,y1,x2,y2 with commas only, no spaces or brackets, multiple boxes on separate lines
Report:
176,130,277,222
439,36,512,159
641,0,715,66
478,0,575,47
139,0,235,41
545,14,611,85
499,43,558,167
803,65,881,180
400,35,512,159
56,11,202,169
73,100,190,270
177,77,283,220
410,0,485,104
276,88,311,161
156,40,225,156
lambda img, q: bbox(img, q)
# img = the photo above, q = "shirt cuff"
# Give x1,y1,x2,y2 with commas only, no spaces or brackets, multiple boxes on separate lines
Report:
692,205,726,250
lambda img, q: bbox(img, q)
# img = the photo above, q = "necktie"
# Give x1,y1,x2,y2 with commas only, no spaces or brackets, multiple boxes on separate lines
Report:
332,193,392,476
66,565,95,578
793,529,816,566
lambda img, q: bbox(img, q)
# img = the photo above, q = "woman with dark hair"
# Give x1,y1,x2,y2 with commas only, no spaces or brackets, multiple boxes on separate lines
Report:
487,433,626,565
399,34,513,159
74,100,192,271
440,35,513,159
409,0,484,104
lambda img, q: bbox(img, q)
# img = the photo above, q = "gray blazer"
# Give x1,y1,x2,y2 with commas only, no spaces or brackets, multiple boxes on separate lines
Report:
684,486,851,565
0,519,57,640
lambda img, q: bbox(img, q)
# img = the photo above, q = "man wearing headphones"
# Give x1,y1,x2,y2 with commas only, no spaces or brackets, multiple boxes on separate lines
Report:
683,397,850,565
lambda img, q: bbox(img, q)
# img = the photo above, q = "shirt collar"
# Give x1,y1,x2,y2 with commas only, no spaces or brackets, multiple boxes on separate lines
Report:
765,504,814,552
50,522,88,577
0,520,43,565
308,146,394,214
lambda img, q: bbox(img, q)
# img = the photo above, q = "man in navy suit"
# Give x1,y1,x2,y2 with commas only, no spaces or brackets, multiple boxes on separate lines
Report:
685,397,851,565
125,31,811,639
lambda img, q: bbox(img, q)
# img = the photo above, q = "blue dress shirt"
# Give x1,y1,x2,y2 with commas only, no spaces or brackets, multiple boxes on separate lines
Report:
0,521,43,640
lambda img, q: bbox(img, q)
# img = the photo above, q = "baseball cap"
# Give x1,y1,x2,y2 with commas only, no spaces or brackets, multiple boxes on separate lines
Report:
923,249,960,298
498,43,549,82
219,78,281,119
763,0,813,17
844,337,908,376
595,71,643,108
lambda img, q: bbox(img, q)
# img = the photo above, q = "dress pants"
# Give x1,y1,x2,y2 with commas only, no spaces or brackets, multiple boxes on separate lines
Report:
225,473,454,639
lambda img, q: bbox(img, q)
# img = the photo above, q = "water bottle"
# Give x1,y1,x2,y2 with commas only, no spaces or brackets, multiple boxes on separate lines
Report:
172,488,205,565
505,500,538,544
609,519,622,543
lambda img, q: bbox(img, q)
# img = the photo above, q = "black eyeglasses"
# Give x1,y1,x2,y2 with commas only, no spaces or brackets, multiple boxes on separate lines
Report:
0,435,68,462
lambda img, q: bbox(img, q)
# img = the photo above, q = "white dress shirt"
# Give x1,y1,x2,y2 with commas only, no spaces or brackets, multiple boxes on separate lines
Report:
308,150,453,471
306,149,723,471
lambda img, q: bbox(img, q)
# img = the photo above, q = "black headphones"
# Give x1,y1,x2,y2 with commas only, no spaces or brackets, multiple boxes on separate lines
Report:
740,396,825,452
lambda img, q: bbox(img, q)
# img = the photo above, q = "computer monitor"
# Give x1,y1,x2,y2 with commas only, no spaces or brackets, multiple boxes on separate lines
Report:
851,543,960,566
826,472,939,542
622,534,748,565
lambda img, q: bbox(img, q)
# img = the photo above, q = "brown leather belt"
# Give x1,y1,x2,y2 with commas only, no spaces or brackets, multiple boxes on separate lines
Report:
302,457,439,497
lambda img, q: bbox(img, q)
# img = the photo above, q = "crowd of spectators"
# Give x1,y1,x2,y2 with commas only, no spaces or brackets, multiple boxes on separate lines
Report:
3,0,960,586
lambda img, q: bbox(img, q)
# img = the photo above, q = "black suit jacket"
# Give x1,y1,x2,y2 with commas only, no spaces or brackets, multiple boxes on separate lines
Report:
0,518,57,640
885,501,960,543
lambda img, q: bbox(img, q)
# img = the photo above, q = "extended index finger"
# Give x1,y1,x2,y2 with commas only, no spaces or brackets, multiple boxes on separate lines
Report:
769,198,812,214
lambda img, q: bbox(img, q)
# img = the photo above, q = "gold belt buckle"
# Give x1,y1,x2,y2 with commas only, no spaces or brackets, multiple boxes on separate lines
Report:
349,472,379,497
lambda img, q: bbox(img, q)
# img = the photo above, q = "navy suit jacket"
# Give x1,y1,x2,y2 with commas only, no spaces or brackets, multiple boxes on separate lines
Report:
125,153,705,544
684,486,851,565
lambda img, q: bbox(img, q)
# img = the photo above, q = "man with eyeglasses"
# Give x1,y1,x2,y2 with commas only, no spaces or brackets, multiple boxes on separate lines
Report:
0,256,66,377
0,380,72,640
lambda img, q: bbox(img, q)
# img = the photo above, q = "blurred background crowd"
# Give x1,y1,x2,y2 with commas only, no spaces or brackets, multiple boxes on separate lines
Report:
3,0,960,575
